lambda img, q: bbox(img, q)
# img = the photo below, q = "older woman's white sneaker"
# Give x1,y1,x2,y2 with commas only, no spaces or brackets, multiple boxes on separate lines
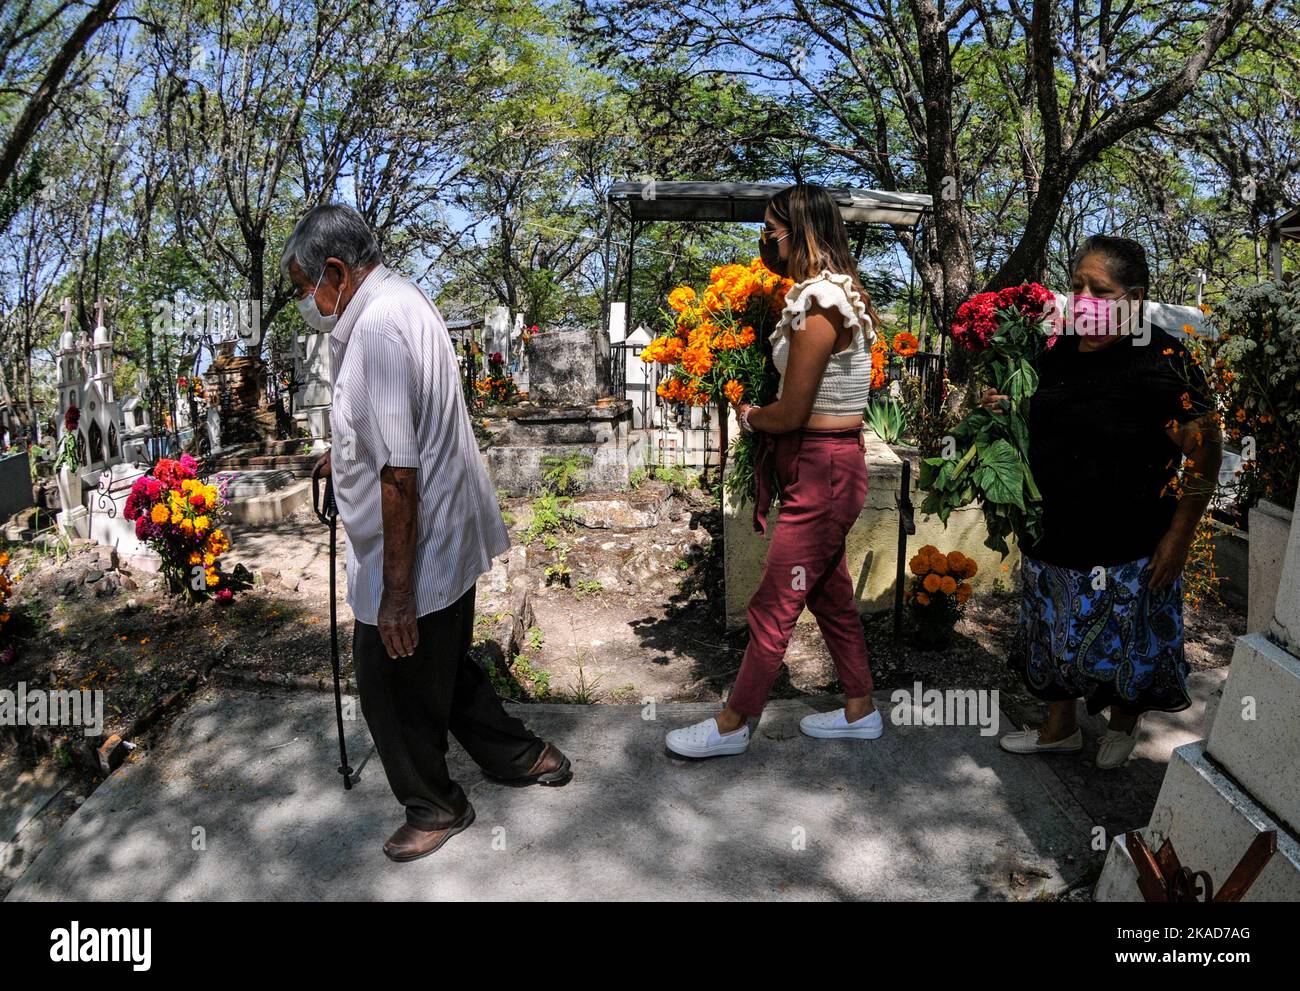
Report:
665,717,750,758
800,707,883,740
1096,727,1140,769
999,727,1083,754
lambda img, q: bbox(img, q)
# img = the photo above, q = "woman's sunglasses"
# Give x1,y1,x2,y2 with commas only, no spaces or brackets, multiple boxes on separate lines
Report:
759,227,788,245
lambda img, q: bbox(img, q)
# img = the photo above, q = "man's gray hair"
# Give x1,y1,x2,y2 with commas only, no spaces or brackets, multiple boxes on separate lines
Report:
279,203,383,282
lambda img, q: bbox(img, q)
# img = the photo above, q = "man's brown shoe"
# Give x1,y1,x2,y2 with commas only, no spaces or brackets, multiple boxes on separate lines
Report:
487,742,573,787
383,805,476,862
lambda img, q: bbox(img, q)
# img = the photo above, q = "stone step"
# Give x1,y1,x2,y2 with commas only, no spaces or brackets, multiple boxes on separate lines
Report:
211,453,318,478
1095,740,1300,901
1206,632,1300,834
224,478,311,526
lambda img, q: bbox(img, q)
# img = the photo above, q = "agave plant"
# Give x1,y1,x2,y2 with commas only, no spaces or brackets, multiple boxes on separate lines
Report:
865,398,908,445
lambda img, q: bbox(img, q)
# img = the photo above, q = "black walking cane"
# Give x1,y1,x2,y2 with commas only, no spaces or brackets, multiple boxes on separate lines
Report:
312,466,354,790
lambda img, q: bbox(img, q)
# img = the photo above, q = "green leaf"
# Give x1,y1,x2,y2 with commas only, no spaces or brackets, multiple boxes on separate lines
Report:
972,438,1025,511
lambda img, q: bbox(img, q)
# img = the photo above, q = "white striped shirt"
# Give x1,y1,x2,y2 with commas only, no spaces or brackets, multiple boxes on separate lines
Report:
328,264,509,626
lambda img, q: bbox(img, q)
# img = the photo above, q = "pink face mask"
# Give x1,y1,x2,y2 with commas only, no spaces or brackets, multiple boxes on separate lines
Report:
1071,294,1118,338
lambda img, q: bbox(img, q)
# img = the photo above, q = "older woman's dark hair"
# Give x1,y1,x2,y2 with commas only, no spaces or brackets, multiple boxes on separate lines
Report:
1071,235,1150,292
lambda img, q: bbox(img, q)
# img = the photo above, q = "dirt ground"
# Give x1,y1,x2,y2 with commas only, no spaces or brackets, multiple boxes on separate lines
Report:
0,474,1244,742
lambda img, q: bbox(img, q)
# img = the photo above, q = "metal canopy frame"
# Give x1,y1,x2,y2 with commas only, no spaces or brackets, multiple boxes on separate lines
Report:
603,179,936,403
607,181,932,226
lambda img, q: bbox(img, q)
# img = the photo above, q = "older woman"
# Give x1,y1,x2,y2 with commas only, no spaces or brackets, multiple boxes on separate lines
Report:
994,235,1222,769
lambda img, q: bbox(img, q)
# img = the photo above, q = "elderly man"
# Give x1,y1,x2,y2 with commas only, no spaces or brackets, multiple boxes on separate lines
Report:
282,204,571,862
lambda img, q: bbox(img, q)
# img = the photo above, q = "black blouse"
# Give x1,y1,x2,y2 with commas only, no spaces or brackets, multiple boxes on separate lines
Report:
1021,326,1212,570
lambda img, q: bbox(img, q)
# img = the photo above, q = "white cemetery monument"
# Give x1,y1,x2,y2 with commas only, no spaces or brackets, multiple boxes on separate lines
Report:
623,324,655,429
607,301,627,345
294,328,333,452
619,312,720,467
54,299,157,569
484,305,511,361
120,373,155,465
1096,479,1300,900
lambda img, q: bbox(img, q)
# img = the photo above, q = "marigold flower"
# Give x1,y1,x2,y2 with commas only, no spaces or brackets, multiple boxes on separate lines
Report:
151,503,170,525
923,573,942,593
892,332,920,357
939,576,957,595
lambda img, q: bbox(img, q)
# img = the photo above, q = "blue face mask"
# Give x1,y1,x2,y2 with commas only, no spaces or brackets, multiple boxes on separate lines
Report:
297,269,340,332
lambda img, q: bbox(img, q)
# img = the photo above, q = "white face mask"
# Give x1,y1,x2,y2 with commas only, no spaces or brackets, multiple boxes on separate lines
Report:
297,268,341,332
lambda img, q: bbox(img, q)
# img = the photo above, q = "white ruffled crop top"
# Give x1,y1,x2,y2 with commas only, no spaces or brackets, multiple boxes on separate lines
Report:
769,270,877,416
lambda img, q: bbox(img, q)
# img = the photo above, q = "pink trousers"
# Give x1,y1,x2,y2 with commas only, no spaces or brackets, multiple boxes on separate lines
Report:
730,428,875,716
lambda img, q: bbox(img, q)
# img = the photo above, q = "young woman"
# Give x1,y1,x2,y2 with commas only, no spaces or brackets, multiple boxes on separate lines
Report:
993,235,1222,769
665,184,882,758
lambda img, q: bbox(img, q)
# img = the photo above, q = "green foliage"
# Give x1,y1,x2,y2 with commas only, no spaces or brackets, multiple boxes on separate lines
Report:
544,541,571,586
918,306,1050,558
524,493,575,543
652,464,698,491
558,662,601,705
540,452,592,496
573,579,602,600
865,399,908,444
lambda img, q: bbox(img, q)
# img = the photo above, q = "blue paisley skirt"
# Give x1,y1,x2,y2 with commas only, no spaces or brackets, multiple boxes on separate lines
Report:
1010,555,1191,715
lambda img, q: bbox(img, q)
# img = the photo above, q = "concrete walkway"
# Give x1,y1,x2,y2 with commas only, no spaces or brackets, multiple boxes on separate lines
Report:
6,686,1102,901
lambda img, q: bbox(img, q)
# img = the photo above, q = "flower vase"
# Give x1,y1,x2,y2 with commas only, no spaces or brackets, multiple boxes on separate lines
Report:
56,465,83,514
910,609,957,651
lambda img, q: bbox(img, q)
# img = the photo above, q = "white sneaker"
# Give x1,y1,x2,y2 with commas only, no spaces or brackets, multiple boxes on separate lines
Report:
999,727,1083,754
1096,727,1140,769
799,707,884,740
665,717,750,758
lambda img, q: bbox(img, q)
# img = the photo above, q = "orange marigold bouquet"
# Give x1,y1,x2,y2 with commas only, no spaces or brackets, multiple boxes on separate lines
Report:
0,550,17,664
124,455,234,604
905,544,977,649
641,258,794,500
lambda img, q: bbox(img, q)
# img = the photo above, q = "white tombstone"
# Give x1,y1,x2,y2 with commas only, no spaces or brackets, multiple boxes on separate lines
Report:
294,330,333,452
484,306,511,362
1096,475,1300,900
624,325,654,429
1271,483,1300,653
296,332,333,409
54,301,88,537
205,405,223,454
608,302,627,344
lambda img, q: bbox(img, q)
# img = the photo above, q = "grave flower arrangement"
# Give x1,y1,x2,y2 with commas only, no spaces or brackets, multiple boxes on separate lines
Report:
1195,282,1300,511
53,404,81,473
0,550,18,662
905,544,977,649
919,283,1057,557
178,375,203,400
124,454,233,604
475,351,519,405
641,258,794,501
